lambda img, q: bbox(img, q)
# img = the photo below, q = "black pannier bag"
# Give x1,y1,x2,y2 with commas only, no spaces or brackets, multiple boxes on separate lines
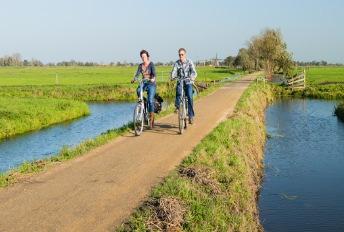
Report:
143,94,164,114
154,93,164,114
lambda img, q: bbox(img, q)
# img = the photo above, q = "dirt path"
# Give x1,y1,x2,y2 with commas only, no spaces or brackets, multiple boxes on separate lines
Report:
0,74,257,232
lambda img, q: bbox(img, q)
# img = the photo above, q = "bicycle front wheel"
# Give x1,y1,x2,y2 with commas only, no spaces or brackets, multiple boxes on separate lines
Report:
133,103,144,136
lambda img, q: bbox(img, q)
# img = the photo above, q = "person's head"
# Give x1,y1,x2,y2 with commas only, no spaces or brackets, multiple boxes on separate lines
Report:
140,50,150,63
178,48,187,62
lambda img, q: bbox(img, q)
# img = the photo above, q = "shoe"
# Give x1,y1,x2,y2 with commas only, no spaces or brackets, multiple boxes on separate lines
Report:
189,117,194,124
174,107,179,114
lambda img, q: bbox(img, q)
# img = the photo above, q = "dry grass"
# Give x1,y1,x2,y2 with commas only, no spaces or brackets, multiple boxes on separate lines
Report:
146,197,187,232
179,166,221,195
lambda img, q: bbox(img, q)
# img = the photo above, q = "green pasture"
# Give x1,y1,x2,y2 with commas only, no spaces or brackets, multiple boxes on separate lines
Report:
0,66,242,86
305,67,344,85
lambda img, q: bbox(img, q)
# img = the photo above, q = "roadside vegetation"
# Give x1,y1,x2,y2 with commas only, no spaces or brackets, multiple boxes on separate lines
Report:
0,97,89,140
117,83,274,232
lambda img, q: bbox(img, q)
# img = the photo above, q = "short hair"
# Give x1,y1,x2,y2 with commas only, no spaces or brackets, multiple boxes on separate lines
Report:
140,49,150,58
178,48,186,53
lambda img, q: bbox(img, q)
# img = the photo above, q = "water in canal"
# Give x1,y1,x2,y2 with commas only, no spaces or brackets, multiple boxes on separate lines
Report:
259,99,344,231
0,102,136,173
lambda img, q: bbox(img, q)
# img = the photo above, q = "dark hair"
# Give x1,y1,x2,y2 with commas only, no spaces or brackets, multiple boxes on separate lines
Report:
140,49,150,58
178,48,186,53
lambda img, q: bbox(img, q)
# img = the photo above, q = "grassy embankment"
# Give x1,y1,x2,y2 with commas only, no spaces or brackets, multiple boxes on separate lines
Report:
0,80,223,188
0,97,89,140
117,82,274,232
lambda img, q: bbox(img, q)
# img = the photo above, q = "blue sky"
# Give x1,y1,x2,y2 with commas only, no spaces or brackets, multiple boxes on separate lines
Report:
0,0,343,63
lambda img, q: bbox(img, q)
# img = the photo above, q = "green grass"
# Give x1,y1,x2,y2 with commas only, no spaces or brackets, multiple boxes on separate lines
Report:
306,67,344,85
0,66,243,101
335,102,344,122
118,83,274,232
0,97,89,139
0,82,176,101
272,84,344,100
0,66,242,86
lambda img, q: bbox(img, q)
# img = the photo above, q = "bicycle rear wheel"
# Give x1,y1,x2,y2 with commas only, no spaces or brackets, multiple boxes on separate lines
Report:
178,101,185,134
184,99,188,130
133,103,144,136
192,83,199,98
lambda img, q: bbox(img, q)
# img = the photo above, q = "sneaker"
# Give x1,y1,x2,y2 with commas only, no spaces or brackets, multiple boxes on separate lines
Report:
174,107,179,113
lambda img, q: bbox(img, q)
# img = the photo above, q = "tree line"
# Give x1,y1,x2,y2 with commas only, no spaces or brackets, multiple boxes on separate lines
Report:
1,32,342,70
0,54,175,67
223,28,343,77
294,60,343,66
223,28,294,78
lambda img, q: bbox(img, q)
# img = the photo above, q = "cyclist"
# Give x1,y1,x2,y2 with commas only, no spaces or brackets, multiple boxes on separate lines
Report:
170,48,197,124
131,50,157,129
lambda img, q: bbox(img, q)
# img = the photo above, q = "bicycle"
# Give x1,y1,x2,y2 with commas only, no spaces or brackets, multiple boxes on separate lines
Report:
133,79,150,136
176,75,192,134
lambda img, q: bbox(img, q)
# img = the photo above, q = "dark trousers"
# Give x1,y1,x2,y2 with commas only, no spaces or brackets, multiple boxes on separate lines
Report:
175,82,195,118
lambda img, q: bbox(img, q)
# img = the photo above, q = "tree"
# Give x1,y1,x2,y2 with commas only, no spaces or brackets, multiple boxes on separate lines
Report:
223,56,236,67
276,50,294,76
248,28,293,78
234,48,254,71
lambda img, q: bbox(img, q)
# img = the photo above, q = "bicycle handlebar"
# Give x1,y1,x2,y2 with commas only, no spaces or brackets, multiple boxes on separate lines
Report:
172,76,192,81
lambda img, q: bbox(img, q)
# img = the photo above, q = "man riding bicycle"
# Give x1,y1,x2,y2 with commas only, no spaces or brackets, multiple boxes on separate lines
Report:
171,48,197,124
131,50,157,129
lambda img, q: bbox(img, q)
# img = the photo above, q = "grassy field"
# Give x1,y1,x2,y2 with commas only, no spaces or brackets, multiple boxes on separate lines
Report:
0,66,242,86
306,67,344,85
0,66,243,101
0,97,89,139
118,83,274,231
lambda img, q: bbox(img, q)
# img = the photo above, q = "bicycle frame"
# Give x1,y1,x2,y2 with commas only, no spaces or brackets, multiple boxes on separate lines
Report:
133,79,150,136
176,76,190,134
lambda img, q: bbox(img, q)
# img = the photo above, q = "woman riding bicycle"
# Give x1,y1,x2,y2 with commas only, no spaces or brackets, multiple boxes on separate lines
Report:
131,50,157,129
170,48,197,124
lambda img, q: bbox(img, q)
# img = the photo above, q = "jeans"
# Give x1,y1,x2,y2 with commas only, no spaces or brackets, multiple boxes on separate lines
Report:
175,82,195,118
137,82,156,113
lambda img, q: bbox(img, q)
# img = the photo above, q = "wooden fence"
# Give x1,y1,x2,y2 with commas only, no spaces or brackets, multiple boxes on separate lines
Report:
287,69,306,89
